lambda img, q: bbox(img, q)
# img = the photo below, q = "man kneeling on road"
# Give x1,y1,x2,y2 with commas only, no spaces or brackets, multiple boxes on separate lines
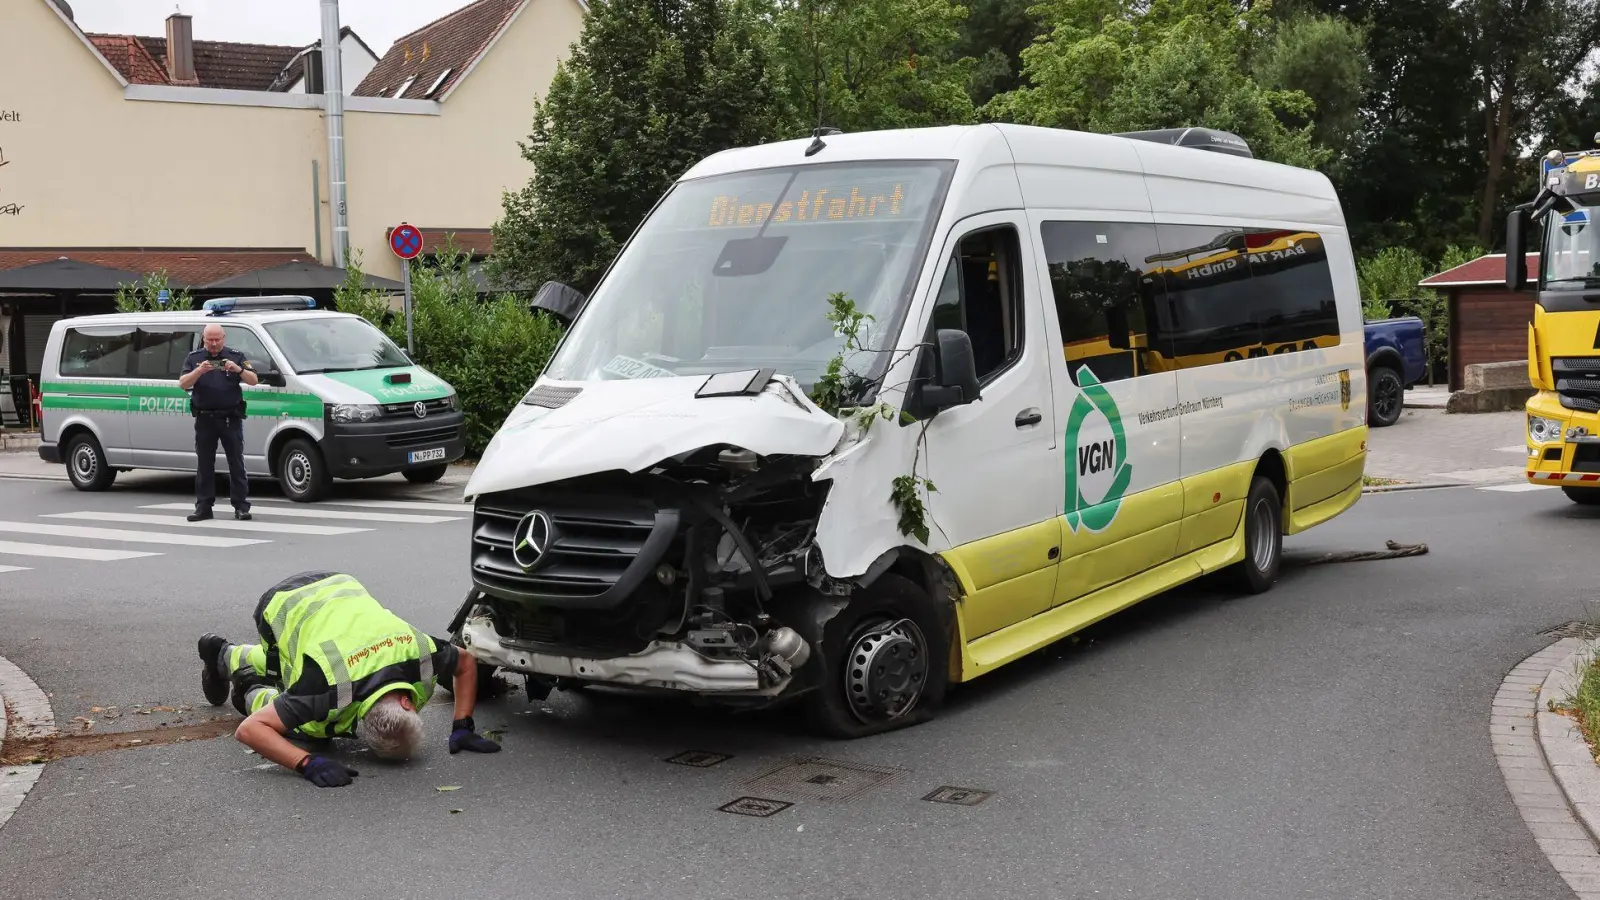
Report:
195,570,501,787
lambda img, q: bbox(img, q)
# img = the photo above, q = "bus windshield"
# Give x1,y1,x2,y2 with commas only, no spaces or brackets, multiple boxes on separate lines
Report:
540,160,953,388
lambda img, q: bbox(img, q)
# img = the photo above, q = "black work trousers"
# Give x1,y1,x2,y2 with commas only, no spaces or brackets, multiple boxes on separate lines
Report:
194,411,250,513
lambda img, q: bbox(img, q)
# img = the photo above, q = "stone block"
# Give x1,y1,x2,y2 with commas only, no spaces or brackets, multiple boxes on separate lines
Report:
1446,386,1537,413
1465,360,1533,392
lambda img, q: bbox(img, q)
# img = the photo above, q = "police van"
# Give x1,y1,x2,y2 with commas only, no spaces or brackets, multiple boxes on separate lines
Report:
35,296,464,502
447,124,1368,738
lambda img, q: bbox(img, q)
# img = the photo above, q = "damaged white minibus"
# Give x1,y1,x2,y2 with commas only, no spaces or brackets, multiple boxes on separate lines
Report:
446,123,1368,737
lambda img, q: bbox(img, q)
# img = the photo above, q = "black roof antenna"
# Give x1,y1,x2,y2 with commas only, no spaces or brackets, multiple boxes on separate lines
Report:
806,126,842,157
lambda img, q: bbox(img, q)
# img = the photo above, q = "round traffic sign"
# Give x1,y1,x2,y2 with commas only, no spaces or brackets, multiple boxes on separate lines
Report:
390,223,424,260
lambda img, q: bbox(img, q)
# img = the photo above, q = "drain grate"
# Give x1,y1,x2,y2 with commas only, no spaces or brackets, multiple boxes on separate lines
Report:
719,796,792,818
742,756,906,803
923,786,992,806
665,750,732,768
1539,621,1600,640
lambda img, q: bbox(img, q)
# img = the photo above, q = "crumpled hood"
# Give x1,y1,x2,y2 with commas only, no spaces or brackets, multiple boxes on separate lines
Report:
463,374,845,499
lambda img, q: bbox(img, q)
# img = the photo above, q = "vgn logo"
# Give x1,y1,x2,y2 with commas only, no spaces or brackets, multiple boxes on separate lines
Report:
1064,367,1134,534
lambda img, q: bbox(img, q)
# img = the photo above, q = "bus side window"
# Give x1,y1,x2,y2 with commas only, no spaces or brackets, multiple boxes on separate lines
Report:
931,226,1026,384
1039,220,1166,385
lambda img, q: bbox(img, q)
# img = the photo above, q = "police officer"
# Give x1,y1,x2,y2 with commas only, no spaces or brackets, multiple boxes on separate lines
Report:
178,324,256,521
196,571,502,788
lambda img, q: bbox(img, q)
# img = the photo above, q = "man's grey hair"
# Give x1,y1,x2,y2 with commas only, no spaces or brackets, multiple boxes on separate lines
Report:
357,692,424,760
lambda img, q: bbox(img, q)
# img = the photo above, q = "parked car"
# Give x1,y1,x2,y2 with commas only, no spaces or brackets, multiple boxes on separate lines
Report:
1363,316,1427,426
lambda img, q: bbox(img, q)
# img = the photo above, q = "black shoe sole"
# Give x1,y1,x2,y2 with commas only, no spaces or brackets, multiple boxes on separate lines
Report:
198,634,228,707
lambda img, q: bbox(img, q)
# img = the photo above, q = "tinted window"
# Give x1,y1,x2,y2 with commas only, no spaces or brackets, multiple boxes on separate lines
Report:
1040,221,1167,385
222,326,279,374
133,327,200,378
931,226,1026,383
60,326,135,378
1153,225,1341,364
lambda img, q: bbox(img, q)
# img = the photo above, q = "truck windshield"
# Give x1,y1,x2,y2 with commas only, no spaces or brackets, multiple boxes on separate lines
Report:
266,317,411,374
540,160,954,388
1543,206,1600,307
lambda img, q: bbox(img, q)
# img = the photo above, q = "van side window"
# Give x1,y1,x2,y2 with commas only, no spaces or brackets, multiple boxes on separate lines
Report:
1040,221,1165,385
133,327,201,379
931,226,1025,383
222,327,278,375
60,326,136,378
1153,225,1341,365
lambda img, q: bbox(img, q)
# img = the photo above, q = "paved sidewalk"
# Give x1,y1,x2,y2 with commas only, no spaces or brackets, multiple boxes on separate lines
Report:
1365,407,1526,487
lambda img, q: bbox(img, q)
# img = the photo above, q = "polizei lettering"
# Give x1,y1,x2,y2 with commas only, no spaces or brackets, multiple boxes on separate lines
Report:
1078,438,1115,476
137,396,189,413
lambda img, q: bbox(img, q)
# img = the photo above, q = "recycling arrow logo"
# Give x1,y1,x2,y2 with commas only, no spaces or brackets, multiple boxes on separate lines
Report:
1064,366,1134,534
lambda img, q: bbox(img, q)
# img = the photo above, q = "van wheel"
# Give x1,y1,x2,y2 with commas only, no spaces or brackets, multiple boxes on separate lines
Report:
803,574,949,739
276,437,330,503
1563,487,1600,505
1230,476,1283,594
65,433,115,492
402,463,448,484
1368,366,1404,427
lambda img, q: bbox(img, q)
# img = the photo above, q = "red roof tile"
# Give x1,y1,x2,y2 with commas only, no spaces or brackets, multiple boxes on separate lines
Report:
1419,253,1540,287
0,249,313,288
354,0,525,100
137,36,305,92
88,34,169,85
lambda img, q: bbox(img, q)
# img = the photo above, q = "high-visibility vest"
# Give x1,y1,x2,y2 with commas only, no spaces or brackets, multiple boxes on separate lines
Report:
255,572,438,738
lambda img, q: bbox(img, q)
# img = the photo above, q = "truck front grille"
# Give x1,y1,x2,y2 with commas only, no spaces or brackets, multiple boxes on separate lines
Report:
1553,358,1600,412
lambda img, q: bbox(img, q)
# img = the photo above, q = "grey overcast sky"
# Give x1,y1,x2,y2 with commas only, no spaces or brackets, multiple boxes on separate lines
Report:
66,1,470,54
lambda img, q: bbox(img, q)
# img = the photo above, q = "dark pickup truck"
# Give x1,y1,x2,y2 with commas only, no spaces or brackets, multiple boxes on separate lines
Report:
1363,316,1427,426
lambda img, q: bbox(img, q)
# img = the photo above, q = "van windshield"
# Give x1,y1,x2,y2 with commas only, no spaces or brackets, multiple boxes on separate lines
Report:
266,317,411,374
541,160,954,387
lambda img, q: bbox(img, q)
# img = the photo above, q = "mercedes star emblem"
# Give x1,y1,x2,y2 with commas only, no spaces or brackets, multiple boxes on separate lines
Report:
512,510,554,570
413,401,428,418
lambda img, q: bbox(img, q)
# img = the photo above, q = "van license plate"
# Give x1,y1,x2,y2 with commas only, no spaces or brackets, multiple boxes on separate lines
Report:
409,448,446,464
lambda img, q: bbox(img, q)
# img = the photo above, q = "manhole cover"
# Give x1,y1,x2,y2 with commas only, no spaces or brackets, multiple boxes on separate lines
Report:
719,796,792,818
1539,621,1600,640
923,786,992,806
742,756,905,803
665,750,732,768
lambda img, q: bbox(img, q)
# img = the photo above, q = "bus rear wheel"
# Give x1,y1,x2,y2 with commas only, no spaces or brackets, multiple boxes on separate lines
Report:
1229,475,1283,594
1563,486,1600,505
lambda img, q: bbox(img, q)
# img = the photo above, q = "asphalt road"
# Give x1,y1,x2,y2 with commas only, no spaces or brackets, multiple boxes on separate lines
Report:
0,474,1592,900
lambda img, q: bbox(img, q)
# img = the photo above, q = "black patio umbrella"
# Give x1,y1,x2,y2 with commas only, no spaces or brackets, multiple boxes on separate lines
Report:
202,261,402,292
0,258,156,292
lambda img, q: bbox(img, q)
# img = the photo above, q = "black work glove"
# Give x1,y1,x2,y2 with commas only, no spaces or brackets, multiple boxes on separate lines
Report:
298,754,359,787
448,716,501,754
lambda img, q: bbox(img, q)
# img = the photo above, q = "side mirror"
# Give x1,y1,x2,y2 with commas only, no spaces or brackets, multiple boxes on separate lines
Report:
1507,207,1530,291
530,281,587,326
918,329,981,411
259,372,287,388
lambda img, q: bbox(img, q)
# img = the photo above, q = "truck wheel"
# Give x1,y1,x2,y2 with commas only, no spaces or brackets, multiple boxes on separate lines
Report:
65,433,116,492
1563,487,1600,505
402,463,448,484
1229,475,1283,594
803,574,949,739
1368,366,1404,427
275,437,330,503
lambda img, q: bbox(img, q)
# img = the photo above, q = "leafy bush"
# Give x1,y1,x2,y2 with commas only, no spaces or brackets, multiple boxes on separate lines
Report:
114,270,193,312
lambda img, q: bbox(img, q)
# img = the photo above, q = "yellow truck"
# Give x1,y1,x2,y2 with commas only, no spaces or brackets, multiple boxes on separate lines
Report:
1508,146,1600,503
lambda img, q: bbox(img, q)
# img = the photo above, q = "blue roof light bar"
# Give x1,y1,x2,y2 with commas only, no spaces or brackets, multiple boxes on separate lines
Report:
203,295,318,316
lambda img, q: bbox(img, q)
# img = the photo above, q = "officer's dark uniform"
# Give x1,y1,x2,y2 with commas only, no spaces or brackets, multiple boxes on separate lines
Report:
182,345,252,519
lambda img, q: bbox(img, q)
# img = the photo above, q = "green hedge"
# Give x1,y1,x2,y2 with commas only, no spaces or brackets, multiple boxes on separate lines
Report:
335,246,565,457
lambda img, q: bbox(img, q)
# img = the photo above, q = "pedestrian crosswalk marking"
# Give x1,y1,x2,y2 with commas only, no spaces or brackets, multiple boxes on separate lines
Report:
0,540,158,561
253,497,473,513
0,520,269,547
0,565,30,574
48,511,370,536
139,502,461,525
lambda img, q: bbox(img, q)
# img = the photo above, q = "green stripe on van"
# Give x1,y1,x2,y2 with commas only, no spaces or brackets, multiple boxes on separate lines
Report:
40,382,323,419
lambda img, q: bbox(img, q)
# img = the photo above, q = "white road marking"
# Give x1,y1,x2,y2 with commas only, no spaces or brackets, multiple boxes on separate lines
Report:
0,520,268,547
0,565,30,574
1480,483,1550,493
139,502,460,524
0,540,158,561
253,497,473,513
1495,445,1530,454
46,511,370,536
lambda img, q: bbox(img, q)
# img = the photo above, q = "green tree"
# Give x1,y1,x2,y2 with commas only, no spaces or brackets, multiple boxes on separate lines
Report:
767,0,979,133
113,270,192,312
954,0,1038,105
488,0,782,297
1251,11,1371,161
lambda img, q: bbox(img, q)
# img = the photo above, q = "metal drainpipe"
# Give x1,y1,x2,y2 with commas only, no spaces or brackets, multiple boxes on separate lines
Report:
320,0,349,268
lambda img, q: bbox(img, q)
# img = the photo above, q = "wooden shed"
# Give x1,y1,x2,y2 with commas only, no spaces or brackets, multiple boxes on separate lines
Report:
1418,252,1540,392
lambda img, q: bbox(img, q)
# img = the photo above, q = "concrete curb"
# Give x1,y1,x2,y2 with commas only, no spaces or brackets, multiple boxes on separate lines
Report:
1540,642,1600,849
1361,481,1473,494
0,653,54,835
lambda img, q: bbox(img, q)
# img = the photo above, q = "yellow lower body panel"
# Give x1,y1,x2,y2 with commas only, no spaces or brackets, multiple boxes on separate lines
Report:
1174,459,1256,556
940,518,1061,641
1285,425,1367,531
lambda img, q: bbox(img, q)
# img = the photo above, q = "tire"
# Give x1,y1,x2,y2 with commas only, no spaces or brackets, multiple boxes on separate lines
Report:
803,574,950,739
1563,486,1600,505
64,432,116,492
275,437,330,503
1368,366,1404,427
1229,475,1283,594
402,463,448,484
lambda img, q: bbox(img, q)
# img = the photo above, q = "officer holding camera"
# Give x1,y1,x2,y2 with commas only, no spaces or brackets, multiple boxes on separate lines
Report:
178,324,257,521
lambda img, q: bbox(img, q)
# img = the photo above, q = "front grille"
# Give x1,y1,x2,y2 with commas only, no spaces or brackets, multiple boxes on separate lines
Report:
1553,358,1600,411
385,425,460,449
471,482,681,608
381,397,453,417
